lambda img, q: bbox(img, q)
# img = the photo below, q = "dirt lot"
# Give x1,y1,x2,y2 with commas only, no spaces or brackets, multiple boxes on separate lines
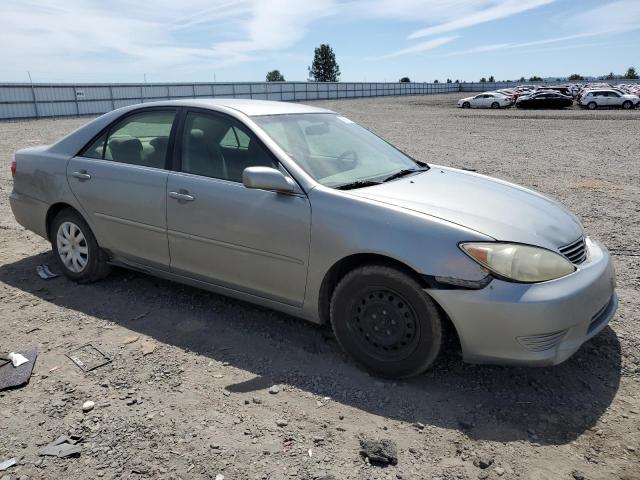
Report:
1,93,639,480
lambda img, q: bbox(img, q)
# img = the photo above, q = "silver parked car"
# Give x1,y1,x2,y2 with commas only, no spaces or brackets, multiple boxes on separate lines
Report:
579,89,639,109
10,99,617,378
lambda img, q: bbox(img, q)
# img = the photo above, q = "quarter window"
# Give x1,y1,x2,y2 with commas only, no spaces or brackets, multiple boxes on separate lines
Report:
181,111,277,182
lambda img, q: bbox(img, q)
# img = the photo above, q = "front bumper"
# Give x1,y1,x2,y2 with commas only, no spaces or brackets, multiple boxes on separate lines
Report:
427,238,617,366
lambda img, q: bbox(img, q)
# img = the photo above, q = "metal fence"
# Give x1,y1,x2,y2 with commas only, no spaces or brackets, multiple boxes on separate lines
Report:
0,80,566,120
0,81,463,120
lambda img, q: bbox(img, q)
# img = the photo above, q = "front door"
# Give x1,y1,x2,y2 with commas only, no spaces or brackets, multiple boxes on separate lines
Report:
67,109,176,270
166,109,311,306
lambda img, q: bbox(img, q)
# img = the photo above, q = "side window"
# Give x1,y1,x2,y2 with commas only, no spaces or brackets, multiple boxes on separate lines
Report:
181,111,277,183
103,110,175,168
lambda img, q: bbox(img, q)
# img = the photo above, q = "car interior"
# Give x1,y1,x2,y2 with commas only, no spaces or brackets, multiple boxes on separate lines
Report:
181,113,277,182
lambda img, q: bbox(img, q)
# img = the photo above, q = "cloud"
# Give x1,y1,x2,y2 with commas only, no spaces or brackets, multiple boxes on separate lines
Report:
211,0,336,59
569,0,640,34
439,0,640,58
377,36,458,59
0,0,336,81
407,0,554,38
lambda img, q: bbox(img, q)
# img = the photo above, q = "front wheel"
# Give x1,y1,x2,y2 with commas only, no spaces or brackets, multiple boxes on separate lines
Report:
491,102,500,109
462,102,470,108
330,265,443,378
622,100,633,110
51,209,111,283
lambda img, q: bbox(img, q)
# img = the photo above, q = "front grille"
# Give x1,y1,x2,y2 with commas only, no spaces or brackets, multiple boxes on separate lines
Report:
559,236,587,265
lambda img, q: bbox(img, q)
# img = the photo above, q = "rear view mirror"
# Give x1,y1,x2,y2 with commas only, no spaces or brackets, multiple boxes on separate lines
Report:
242,167,296,193
304,123,330,135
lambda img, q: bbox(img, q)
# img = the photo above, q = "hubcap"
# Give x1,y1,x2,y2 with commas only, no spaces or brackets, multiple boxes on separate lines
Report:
56,221,89,273
349,288,420,361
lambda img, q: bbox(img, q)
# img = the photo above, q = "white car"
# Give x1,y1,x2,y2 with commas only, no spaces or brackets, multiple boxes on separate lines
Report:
457,92,512,109
579,90,639,110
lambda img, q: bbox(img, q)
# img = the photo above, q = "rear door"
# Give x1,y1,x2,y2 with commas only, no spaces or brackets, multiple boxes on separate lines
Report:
165,109,311,306
67,108,177,270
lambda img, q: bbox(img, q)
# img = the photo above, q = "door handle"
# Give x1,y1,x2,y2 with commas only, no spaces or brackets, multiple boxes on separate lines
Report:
72,171,91,180
169,191,195,202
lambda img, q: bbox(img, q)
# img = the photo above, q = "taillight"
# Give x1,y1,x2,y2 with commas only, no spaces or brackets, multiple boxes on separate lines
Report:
10,156,16,178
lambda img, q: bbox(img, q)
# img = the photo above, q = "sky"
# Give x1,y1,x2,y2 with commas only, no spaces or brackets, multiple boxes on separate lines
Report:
1,0,639,83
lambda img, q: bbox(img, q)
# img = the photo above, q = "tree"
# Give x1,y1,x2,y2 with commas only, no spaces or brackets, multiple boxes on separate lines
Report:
568,73,584,81
266,70,285,82
488,75,495,82
480,77,487,83
446,78,452,83
399,77,411,82
308,44,340,82
624,67,639,79
433,79,439,83
519,76,526,82
529,75,543,82
605,72,616,80
454,79,460,83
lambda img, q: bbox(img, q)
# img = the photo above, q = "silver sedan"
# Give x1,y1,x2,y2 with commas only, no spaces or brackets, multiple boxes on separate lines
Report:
9,99,617,378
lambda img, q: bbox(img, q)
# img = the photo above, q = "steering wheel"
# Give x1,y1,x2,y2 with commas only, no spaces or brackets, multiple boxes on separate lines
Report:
337,150,359,170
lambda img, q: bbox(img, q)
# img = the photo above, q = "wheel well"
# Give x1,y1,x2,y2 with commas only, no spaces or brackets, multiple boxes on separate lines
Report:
318,253,461,351
318,253,428,325
45,203,80,241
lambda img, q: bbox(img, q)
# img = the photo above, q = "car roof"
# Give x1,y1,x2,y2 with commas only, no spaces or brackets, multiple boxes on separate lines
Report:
131,98,334,116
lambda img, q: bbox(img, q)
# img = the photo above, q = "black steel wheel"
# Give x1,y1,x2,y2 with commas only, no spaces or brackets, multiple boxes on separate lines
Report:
330,265,444,378
350,287,420,362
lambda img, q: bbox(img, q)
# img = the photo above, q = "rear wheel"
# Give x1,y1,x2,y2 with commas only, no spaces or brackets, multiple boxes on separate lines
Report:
462,102,470,108
330,265,443,378
587,101,597,110
51,209,111,283
491,102,500,109
622,100,633,110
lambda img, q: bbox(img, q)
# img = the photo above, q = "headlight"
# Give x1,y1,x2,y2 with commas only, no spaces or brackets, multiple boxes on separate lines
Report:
460,242,575,283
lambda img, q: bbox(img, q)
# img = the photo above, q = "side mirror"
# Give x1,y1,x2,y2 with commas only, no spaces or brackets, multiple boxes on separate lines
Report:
242,166,296,193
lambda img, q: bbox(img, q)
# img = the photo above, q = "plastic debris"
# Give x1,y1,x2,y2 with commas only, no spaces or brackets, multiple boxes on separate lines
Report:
36,264,58,279
0,349,37,391
8,352,29,367
66,344,111,372
39,434,82,458
0,458,16,472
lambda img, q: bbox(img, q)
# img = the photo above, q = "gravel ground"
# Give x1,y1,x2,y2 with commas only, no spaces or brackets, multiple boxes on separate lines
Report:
0,93,639,480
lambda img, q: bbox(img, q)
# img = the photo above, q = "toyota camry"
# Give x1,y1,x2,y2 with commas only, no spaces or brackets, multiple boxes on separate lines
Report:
9,99,617,378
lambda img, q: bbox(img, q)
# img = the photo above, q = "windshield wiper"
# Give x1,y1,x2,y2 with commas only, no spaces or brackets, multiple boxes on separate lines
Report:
335,180,381,190
382,167,428,183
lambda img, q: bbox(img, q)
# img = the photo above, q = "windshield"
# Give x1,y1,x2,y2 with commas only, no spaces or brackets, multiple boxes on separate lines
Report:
253,113,424,188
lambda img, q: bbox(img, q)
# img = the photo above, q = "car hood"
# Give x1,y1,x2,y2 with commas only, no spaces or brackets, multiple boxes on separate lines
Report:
349,166,583,249
458,97,474,103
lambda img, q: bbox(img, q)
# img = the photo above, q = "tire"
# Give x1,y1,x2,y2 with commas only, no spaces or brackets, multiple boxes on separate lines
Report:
462,102,470,108
587,102,597,110
622,100,633,110
330,265,443,378
50,209,111,283
491,102,500,109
